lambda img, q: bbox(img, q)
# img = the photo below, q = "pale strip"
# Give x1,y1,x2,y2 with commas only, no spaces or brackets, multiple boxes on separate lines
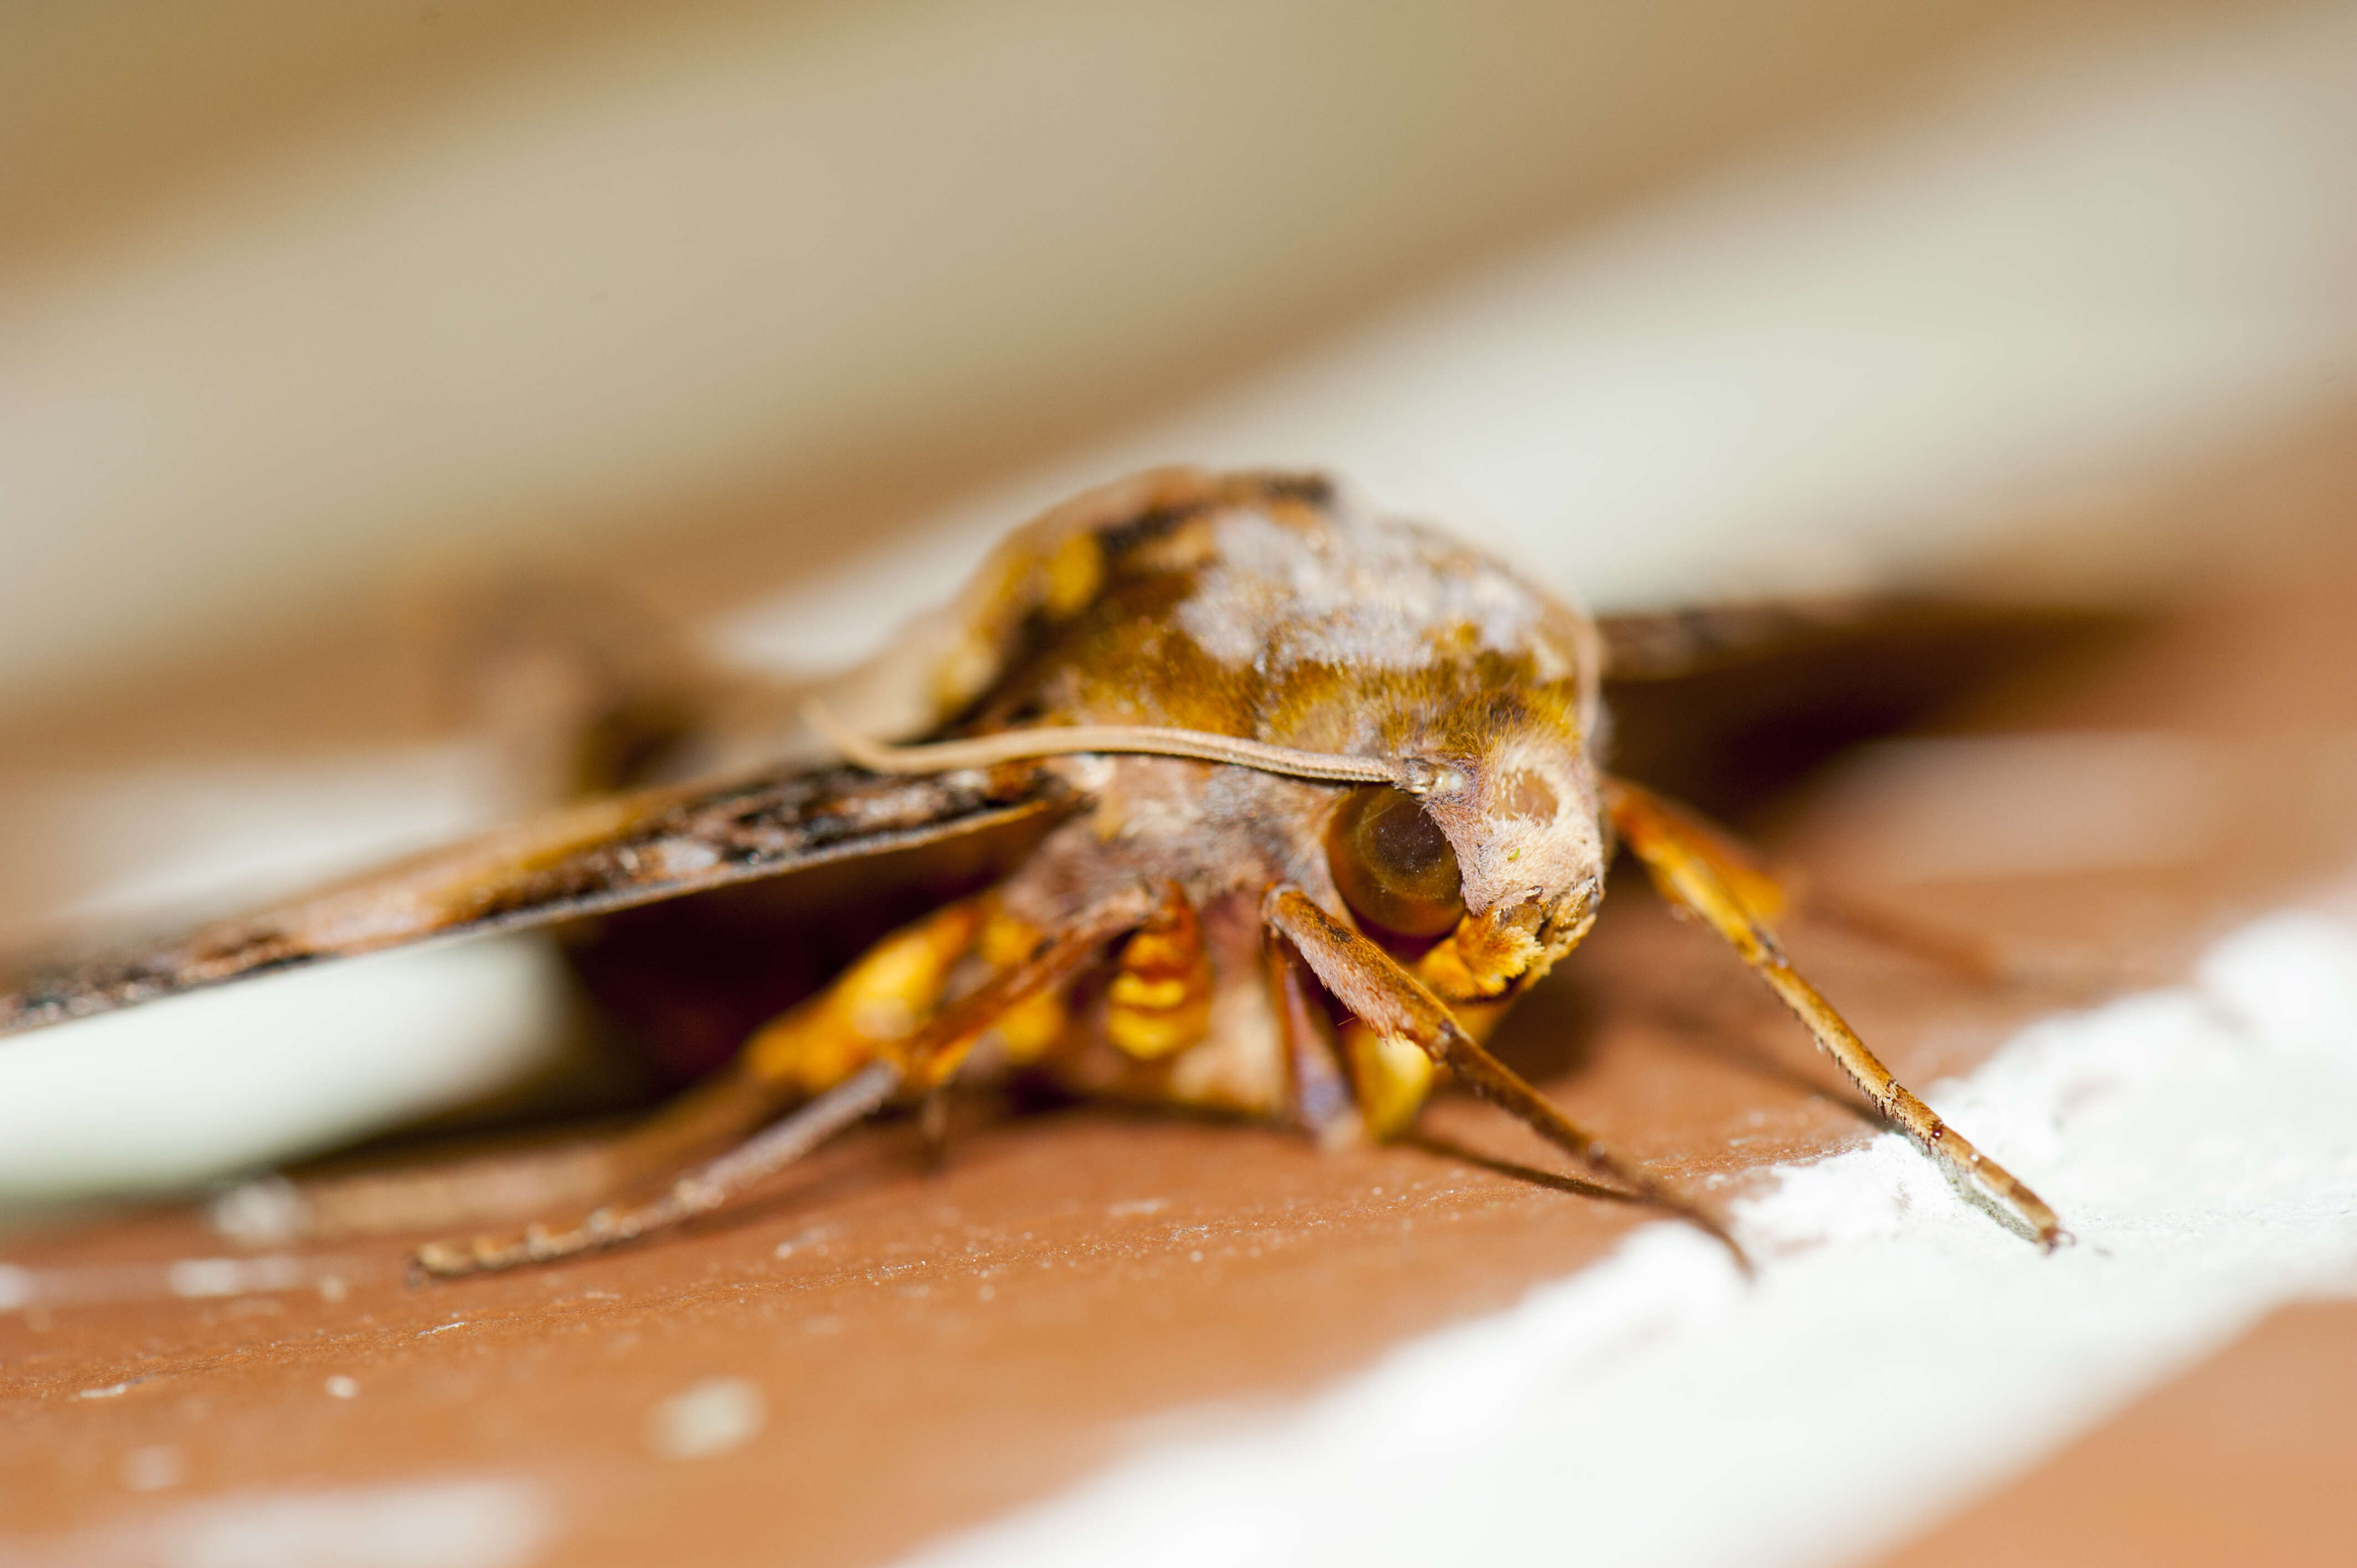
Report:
899,900,2357,1568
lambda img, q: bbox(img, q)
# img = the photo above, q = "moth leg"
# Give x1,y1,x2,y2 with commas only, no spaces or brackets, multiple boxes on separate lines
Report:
1336,1015,1438,1143
1264,888,1744,1265
219,1061,807,1244
1105,887,1216,1061
413,890,1153,1278
410,1065,900,1280
212,898,992,1245
1604,775,2066,1249
1268,936,1366,1148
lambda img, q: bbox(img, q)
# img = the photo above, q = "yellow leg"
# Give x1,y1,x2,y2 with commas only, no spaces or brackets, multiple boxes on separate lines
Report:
1605,775,2066,1248
743,900,987,1094
1105,887,1215,1060
1334,997,1517,1142
1340,1019,1437,1142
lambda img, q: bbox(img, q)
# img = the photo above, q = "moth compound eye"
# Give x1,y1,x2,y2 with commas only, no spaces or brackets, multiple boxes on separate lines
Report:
1325,785,1466,939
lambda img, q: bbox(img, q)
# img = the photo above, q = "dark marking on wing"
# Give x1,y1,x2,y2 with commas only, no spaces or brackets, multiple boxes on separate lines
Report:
1,762,1075,1038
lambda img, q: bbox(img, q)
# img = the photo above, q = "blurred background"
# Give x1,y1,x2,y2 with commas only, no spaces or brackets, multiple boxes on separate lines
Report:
8,0,2352,714
4,5,2357,1566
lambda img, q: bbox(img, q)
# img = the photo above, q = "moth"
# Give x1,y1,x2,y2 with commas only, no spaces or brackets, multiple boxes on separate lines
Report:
0,468,2066,1277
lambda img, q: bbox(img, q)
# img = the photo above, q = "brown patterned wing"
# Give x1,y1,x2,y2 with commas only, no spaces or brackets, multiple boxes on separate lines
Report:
0,761,1074,1038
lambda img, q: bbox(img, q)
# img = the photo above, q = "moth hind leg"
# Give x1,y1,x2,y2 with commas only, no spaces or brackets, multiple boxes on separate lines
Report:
215,898,989,1249
213,1059,797,1246
411,1063,900,1278
411,890,1157,1278
1604,775,2066,1248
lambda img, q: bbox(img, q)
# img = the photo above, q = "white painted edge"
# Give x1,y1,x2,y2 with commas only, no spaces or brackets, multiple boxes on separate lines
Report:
898,895,2357,1568
9,1476,553,1568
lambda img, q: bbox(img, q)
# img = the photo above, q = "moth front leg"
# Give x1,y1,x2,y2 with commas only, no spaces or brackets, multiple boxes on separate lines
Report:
1604,775,2066,1249
1264,888,1743,1264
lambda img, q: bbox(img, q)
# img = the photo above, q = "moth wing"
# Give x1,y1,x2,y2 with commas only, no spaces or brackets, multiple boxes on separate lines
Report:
803,467,1320,746
1597,595,2135,820
0,761,1074,1037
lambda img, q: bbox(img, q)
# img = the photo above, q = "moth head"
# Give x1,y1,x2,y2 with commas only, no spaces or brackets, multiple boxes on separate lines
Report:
1324,714,1605,994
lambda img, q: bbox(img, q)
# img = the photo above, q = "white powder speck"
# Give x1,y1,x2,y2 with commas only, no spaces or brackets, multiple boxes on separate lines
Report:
123,1445,184,1491
168,1255,306,1299
649,1377,767,1460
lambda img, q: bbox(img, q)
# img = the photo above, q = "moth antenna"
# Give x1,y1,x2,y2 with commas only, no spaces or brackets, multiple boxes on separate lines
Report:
805,700,1411,788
